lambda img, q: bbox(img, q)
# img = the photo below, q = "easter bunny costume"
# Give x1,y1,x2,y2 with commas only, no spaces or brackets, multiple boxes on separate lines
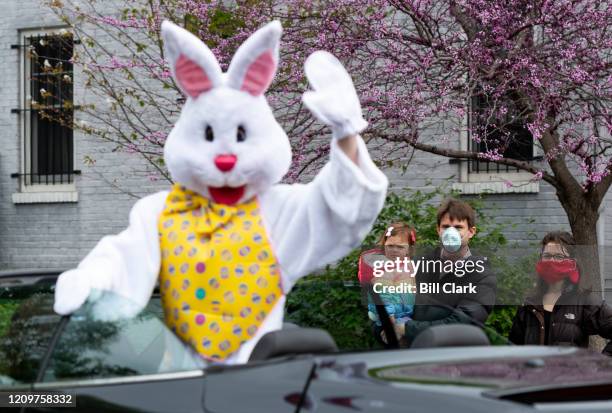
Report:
54,20,387,364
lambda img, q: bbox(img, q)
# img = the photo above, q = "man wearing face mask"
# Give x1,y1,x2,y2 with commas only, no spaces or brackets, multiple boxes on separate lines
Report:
388,198,497,346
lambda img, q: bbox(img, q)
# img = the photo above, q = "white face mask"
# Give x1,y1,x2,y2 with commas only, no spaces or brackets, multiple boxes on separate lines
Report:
441,227,462,253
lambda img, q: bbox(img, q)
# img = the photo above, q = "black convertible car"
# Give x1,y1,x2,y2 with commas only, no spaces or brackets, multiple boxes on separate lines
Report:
1,270,612,412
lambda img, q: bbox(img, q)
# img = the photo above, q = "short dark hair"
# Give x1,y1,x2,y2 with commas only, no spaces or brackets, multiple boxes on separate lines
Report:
540,231,576,258
436,198,476,228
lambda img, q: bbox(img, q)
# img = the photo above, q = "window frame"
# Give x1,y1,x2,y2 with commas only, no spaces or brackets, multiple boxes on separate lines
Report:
463,94,541,182
15,26,78,201
453,26,546,194
453,94,542,194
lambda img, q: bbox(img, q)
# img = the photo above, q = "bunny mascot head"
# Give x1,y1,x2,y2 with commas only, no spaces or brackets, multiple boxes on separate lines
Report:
53,20,388,365
162,20,291,205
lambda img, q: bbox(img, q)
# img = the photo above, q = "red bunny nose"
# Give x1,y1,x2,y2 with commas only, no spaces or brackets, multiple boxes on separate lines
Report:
214,154,237,172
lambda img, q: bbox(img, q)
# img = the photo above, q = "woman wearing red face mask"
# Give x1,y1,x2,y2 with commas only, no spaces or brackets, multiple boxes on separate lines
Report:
509,231,612,355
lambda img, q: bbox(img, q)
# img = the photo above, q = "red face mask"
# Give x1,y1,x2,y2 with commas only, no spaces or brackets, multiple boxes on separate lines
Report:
536,259,580,284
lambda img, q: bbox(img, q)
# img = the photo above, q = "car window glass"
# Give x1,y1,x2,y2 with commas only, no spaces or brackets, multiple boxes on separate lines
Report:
42,290,206,383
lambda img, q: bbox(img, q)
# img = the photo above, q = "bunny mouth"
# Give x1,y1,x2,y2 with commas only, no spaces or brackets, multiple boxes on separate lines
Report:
208,185,246,205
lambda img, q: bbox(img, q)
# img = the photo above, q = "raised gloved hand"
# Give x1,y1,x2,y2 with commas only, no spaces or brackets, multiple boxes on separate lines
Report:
302,51,368,140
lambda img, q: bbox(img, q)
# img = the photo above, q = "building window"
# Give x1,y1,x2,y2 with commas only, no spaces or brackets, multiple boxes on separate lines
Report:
452,30,543,194
16,29,74,186
468,91,536,174
453,90,541,194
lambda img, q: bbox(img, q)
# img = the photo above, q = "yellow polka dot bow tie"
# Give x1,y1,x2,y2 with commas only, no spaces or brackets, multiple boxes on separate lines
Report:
165,184,237,235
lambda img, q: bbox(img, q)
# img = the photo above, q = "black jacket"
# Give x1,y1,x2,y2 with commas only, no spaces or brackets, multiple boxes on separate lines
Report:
509,288,612,355
404,248,497,343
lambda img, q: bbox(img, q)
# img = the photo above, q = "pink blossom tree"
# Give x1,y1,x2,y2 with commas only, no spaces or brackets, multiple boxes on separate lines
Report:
48,0,611,290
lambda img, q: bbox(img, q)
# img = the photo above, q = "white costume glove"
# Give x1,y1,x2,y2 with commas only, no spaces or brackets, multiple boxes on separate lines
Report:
53,269,99,315
302,51,368,140
88,291,143,322
54,269,139,321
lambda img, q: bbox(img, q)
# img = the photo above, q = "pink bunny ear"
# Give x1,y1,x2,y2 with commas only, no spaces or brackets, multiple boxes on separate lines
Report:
175,55,214,97
240,50,276,96
226,21,282,96
161,20,222,98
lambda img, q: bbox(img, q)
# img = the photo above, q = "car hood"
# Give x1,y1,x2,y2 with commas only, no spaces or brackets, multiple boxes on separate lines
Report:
355,346,612,389
319,345,612,409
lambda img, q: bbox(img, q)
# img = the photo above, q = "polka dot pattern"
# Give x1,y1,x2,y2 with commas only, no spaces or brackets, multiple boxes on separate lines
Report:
159,183,282,362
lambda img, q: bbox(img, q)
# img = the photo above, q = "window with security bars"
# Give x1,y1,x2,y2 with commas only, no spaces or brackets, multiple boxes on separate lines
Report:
14,30,75,186
468,92,535,174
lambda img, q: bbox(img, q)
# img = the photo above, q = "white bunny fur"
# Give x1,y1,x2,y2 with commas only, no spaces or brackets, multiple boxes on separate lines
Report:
162,20,291,202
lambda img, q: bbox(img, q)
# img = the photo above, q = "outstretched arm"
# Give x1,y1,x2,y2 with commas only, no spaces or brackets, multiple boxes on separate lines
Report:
260,51,387,288
53,191,168,317
260,135,387,290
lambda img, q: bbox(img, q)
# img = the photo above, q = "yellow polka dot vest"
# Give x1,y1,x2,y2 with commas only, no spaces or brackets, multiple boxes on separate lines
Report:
158,184,282,361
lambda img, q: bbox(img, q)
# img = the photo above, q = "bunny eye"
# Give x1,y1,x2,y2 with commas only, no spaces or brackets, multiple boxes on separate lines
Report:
236,125,246,143
205,125,214,142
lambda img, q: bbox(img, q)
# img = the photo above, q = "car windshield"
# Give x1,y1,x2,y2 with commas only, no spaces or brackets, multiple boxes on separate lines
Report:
0,278,205,387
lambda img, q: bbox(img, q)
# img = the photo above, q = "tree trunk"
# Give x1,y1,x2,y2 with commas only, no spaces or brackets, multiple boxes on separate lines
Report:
557,191,603,298
557,195,602,294
556,191,608,352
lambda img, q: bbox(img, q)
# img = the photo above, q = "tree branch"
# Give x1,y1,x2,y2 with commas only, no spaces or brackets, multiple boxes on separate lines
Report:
395,135,559,189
